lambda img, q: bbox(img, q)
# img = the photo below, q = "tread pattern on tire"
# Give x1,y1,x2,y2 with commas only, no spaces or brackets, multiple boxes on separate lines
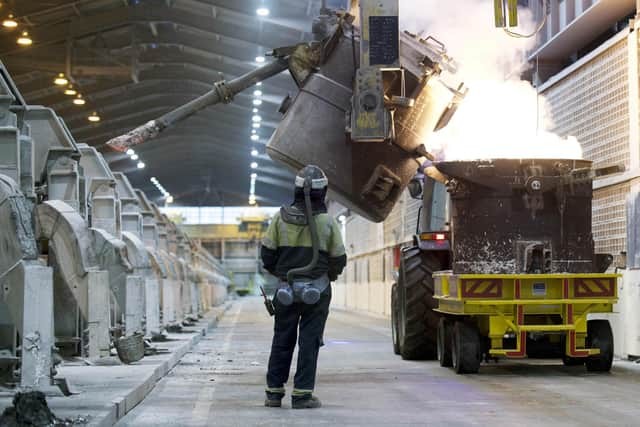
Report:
398,247,442,360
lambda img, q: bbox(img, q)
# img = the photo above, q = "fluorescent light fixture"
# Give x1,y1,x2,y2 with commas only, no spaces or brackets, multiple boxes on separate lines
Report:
253,108,258,113
166,195,174,204
251,135,259,141
150,177,157,182
252,129,257,134
127,149,135,156
338,215,347,224
253,90,262,97
252,123,260,129
251,173,258,179
256,82,262,86
137,161,145,169
256,7,269,16
131,154,139,161
250,162,258,169
252,115,261,122
255,56,265,63
253,99,262,106
251,149,259,156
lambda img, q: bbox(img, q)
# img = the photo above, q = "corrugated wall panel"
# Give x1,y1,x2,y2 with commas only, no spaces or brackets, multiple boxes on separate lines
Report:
593,182,630,255
542,38,630,170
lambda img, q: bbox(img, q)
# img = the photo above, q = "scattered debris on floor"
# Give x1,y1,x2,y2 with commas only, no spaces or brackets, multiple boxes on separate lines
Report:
0,391,90,426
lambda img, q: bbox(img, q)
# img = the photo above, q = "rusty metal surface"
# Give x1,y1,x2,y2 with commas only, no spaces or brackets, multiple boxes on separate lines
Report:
437,159,596,274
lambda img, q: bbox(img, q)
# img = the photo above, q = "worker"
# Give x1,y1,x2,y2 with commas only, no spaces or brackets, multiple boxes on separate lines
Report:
261,165,347,409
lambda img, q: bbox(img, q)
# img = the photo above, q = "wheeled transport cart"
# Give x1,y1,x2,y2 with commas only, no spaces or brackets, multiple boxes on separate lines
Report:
433,272,619,373
390,159,623,373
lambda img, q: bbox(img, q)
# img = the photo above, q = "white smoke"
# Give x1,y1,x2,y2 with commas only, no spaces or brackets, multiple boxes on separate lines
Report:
400,0,582,160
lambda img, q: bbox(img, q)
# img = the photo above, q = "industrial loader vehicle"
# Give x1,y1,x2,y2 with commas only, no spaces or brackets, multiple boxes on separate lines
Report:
391,158,619,374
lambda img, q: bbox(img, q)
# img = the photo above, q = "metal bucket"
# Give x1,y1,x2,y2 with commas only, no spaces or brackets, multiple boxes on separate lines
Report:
268,32,460,222
114,332,145,364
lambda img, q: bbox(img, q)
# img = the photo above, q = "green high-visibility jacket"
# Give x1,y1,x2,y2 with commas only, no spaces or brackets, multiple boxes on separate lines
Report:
261,212,347,282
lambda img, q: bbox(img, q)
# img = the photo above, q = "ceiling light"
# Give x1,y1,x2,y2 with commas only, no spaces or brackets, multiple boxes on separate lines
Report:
249,199,256,205
250,162,258,169
252,129,257,134
255,56,265,63
252,115,261,122
2,14,17,28
253,108,259,113
88,112,100,122
256,8,270,16
251,173,257,179
166,195,174,204
73,94,85,105
131,154,139,161
252,123,260,129
256,82,262,86
127,149,135,156
251,135,259,141
253,99,262,106
338,215,347,224
64,85,77,96
150,177,157,183
137,161,145,169
17,31,32,46
253,90,262,97
54,73,68,86
251,149,259,156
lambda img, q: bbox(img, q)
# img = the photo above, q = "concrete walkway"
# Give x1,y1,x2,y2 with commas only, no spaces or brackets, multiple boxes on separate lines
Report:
0,304,228,427
117,297,640,427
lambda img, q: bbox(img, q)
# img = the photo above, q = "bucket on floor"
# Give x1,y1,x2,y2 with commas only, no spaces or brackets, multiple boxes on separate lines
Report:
114,332,145,364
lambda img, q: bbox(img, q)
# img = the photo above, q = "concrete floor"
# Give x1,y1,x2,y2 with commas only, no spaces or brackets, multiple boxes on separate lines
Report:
117,297,640,427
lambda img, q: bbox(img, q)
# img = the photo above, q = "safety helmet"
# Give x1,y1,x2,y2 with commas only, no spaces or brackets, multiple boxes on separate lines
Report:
295,165,328,189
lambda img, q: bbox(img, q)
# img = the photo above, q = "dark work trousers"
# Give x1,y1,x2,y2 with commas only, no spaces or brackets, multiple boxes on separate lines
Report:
266,287,331,394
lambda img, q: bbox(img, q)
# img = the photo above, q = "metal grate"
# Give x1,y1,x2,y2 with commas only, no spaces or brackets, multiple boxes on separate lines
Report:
542,38,630,170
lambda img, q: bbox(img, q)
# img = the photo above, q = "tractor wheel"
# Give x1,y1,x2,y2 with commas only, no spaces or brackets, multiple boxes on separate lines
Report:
451,320,482,374
585,320,614,372
397,247,443,360
391,283,401,355
437,318,453,367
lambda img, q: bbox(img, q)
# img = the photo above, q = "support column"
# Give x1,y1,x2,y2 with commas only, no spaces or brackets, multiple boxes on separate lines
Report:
145,277,161,336
87,270,111,359
125,275,144,335
20,262,54,389
163,279,176,324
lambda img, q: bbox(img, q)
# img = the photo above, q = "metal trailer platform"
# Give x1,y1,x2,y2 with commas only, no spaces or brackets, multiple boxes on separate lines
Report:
433,272,620,374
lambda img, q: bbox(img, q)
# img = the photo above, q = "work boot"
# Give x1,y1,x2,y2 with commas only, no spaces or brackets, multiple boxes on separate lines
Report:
292,394,322,409
264,391,284,408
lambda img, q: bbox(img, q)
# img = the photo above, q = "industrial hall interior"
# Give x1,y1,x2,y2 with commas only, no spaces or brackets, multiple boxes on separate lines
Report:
1,0,640,425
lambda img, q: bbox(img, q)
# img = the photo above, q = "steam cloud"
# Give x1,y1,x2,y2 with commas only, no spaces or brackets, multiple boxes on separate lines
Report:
401,0,583,160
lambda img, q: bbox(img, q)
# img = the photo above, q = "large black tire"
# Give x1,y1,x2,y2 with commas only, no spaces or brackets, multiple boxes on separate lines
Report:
585,320,614,372
437,318,453,367
451,320,482,374
397,247,443,360
391,283,401,355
